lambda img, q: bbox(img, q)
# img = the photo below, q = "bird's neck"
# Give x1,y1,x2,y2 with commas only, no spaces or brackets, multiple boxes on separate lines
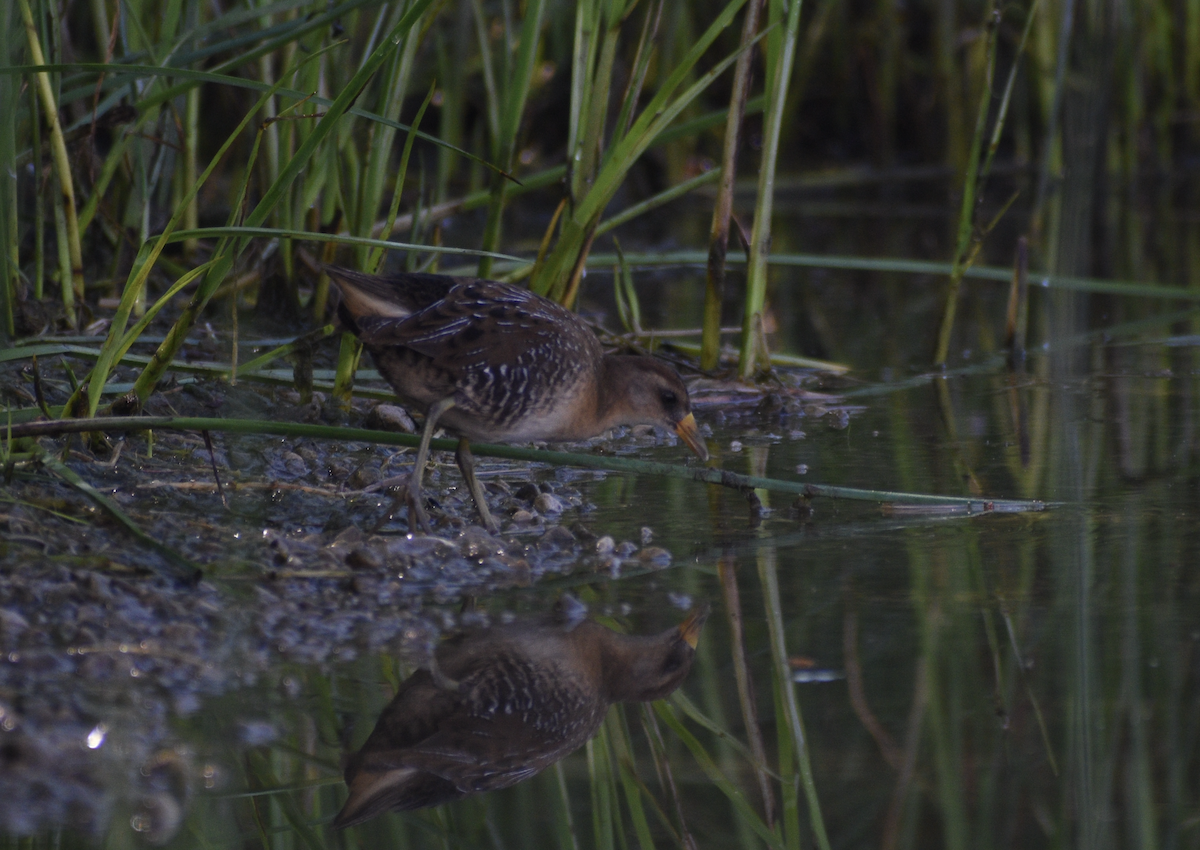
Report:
595,632,661,702
592,355,630,432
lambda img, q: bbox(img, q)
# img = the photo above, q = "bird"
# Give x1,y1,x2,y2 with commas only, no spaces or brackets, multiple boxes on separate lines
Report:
324,266,709,534
333,604,709,828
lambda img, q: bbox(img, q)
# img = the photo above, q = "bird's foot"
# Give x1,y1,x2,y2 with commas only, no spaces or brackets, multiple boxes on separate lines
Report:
406,478,433,534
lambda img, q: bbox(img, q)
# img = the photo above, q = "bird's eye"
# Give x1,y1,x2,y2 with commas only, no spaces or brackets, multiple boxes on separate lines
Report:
660,389,678,406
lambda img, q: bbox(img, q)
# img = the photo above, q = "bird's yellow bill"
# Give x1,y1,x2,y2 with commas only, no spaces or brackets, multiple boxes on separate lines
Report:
674,412,709,461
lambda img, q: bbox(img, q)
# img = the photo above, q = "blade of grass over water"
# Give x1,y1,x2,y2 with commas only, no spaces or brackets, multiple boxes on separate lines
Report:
3,415,1049,512
572,251,1200,301
153,226,522,264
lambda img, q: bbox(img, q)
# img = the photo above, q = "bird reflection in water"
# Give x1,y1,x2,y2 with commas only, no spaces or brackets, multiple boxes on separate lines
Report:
334,601,708,828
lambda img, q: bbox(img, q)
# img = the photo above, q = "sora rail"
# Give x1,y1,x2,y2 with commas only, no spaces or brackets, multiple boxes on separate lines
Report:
325,266,708,534
334,605,708,828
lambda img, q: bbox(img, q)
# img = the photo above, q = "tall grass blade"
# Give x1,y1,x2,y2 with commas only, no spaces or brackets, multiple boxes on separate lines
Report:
702,0,762,371
476,0,547,279
757,545,830,850
655,700,785,850
535,0,753,303
934,0,1039,365
737,0,801,378
18,0,83,324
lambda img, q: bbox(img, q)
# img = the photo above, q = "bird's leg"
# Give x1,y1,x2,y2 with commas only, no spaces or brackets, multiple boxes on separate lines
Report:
455,437,499,535
407,396,456,533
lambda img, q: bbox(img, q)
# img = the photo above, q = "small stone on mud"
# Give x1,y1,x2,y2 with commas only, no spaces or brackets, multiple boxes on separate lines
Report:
638,546,672,566
330,525,365,550
281,451,309,477
570,522,597,542
496,556,532,585
534,492,566,514
348,463,383,489
366,404,417,433
512,509,537,524
538,526,576,550
513,482,541,502
346,547,383,570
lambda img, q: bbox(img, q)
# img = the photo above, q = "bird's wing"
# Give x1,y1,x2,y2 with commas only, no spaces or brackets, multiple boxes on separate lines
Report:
375,280,593,371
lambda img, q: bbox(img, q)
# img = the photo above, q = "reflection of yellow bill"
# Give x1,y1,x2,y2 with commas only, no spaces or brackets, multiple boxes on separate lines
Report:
679,605,710,649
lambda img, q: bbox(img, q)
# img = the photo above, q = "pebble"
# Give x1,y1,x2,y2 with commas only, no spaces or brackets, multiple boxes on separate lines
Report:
534,492,566,514
365,404,416,433
638,546,672,566
538,526,576,551
348,463,383,489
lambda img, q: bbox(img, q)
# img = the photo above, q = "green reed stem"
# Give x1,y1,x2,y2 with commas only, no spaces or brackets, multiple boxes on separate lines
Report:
702,0,761,371
475,0,546,279
934,5,990,364
3,415,1049,512
18,0,83,320
737,0,800,378
331,331,363,411
656,700,785,850
79,49,333,418
758,546,831,850
536,0,752,303
367,82,436,275
356,1,425,269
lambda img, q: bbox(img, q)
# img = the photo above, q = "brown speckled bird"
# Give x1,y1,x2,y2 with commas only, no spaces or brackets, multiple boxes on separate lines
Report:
325,266,708,534
333,606,708,828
